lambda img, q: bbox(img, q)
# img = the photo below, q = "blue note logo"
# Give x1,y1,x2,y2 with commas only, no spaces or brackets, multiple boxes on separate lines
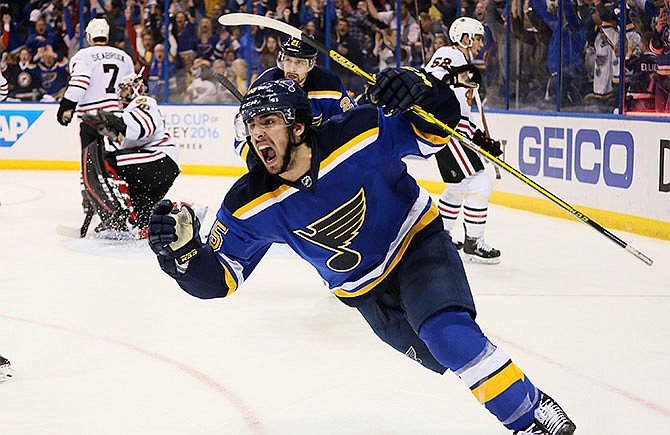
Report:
0,110,44,147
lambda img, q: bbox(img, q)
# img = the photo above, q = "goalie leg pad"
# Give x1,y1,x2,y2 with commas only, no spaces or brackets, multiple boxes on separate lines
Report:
81,139,137,232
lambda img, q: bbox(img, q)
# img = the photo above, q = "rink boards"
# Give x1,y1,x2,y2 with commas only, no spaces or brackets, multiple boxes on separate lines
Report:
0,103,668,239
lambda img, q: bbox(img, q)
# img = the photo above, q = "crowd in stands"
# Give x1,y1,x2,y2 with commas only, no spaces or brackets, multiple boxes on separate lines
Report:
0,0,669,114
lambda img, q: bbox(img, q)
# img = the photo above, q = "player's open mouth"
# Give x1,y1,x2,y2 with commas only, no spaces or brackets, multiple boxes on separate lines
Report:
258,145,277,164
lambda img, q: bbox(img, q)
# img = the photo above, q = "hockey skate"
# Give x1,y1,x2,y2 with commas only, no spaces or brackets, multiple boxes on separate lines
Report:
0,355,13,383
514,392,576,435
462,235,501,264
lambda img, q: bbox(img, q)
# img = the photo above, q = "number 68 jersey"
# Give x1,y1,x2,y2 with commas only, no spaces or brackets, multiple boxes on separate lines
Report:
63,44,135,117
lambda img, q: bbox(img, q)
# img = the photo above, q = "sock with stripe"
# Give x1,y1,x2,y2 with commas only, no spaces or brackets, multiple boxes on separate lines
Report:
418,310,540,431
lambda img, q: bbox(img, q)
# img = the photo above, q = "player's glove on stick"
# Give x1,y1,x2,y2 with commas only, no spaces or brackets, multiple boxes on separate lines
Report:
148,199,202,276
472,129,503,157
366,67,434,113
57,97,77,126
443,64,482,89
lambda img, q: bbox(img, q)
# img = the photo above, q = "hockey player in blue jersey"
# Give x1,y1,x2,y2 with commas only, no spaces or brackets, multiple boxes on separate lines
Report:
234,37,355,161
148,69,576,434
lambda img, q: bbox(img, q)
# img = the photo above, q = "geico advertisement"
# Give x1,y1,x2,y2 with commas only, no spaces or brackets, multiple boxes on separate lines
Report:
487,113,668,221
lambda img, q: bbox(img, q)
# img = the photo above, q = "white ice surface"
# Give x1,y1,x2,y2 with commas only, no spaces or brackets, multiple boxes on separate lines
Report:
0,170,668,435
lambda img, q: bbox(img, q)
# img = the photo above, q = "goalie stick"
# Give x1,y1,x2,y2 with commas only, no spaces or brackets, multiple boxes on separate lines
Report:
218,13,654,267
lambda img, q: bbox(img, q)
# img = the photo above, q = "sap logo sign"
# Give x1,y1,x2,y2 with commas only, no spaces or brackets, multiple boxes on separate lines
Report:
518,126,634,188
0,111,44,147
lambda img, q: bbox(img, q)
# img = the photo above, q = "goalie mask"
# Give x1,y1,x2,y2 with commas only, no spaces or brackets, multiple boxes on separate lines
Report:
118,72,146,106
277,38,317,85
449,17,486,49
85,18,110,45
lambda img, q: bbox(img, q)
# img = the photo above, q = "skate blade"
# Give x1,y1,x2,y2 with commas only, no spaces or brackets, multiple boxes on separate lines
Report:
463,253,501,265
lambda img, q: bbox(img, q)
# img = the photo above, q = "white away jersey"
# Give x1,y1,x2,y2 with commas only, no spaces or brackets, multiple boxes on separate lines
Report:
425,46,477,125
64,45,134,115
424,45,483,178
115,95,179,167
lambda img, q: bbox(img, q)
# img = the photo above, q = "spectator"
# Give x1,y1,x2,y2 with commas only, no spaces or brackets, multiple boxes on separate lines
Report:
507,0,550,108
183,58,219,103
5,47,44,101
333,18,365,93
173,11,197,66
26,14,57,56
196,17,218,61
274,0,301,28
32,44,68,100
341,0,378,72
1,4,22,54
300,0,337,42
625,31,658,112
529,0,587,108
61,0,80,59
652,29,670,111
432,33,449,52
213,26,241,59
367,0,418,66
429,0,456,26
584,2,621,111
237,24,264,75
374,26,400,70
259,33,280,73
147,43,178,102
210,4,223,30
230,57,251,95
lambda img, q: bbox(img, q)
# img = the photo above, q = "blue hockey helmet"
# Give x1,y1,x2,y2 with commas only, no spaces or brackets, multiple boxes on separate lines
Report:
239,79,313,127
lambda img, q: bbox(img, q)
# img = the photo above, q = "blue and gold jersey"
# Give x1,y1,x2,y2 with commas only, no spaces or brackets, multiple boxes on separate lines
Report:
173,79,460,306
234,65,355,161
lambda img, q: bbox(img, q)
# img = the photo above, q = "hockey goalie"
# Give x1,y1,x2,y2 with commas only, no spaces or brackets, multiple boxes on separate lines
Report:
79,72,181,238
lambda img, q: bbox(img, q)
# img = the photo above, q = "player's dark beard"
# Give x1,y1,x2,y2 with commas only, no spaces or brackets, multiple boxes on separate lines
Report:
278,130,299,175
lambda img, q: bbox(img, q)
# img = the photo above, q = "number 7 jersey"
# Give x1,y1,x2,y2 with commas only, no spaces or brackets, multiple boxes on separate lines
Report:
63,45,135,116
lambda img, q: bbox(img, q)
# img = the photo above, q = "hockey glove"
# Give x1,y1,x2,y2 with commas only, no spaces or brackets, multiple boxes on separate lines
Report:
57,97,77,126
472,129,503,157
366,66,434,114
443,64,482,89
98,110,127,135
148,200,202,275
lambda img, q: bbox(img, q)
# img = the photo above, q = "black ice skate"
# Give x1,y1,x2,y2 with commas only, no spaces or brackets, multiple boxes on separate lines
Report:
0,355,13,382
513,392,576,435
462,235,501,264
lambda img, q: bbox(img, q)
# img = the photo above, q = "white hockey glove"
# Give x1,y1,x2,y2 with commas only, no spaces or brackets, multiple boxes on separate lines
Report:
148,200,202,276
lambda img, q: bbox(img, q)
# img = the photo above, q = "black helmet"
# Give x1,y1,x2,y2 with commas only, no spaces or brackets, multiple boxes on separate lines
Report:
239,79,313,126
280,37,318,59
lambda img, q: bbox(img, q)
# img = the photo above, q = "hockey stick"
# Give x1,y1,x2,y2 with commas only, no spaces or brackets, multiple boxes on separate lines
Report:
217,13,654,267
80,206,95,238
473,88,501,180
413,0,426,66
212,71,244,102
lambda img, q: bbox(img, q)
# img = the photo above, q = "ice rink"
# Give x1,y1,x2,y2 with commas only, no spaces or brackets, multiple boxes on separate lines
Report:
0,169,668,434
